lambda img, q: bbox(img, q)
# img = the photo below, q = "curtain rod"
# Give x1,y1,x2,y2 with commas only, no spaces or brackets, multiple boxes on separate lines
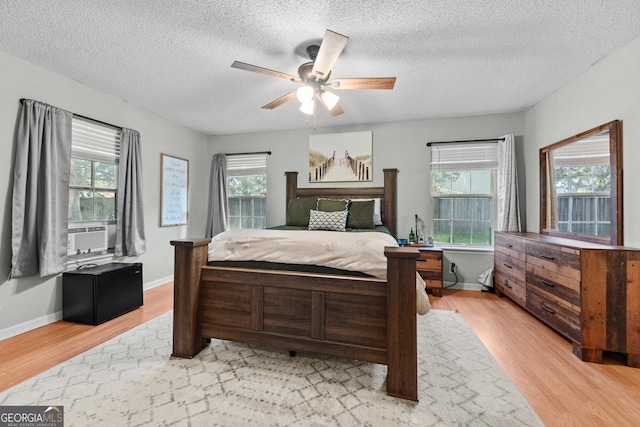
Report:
225,151,272,156
426,138,504,147
20,98,122,130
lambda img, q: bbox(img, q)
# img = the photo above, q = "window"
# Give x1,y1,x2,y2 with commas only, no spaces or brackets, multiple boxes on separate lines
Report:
430,144,498,246
68,117,121,223
226,153,267,229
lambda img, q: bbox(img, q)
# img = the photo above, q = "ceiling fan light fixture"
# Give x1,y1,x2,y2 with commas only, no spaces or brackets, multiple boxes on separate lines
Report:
296,86,314,103
319,90,339,110
300,100,315,115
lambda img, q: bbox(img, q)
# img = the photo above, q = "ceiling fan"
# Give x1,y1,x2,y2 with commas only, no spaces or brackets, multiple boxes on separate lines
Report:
231,29,396,117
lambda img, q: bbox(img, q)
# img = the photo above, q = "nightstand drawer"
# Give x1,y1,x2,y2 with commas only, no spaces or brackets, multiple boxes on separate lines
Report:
414,247,443,295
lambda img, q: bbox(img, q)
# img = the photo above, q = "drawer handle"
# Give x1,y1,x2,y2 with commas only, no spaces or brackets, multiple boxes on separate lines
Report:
504,281,513,289
541,304,555,315
503,263,513,269
541,279,555,287
541,255,556,260
506,244,513,248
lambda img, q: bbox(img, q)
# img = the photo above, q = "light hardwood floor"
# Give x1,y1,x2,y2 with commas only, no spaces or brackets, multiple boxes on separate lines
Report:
1,283,639,426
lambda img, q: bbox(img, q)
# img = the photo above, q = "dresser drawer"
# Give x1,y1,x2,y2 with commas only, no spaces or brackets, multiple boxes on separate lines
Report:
526,241,581,282
494,233,526,262
526,263,580,306
495,252,526,282
527,285,580,343
494,267,526,307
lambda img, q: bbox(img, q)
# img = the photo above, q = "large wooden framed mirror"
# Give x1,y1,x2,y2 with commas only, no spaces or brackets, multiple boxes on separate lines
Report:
540,120,622,245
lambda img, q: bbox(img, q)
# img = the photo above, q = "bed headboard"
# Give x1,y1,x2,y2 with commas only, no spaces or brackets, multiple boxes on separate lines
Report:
284,169,398,238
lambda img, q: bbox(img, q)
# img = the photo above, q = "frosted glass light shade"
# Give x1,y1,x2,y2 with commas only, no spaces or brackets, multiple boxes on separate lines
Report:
296,86,314,103
300,100,314,115
320,90,339,110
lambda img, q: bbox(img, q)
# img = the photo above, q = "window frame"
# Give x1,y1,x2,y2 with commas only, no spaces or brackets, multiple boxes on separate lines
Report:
226,153,268,230
430,144,498,248
68,117,121,225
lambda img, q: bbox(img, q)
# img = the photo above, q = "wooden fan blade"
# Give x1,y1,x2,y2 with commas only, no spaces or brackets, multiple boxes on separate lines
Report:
312,30,348,80
316,93,344,117
232,61,300,82
328,103,344,117
262,91,297,109
330,77,396,90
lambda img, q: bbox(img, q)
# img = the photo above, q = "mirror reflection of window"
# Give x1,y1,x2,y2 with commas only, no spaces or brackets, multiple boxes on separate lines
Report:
540,119,621,246
550,131,611,237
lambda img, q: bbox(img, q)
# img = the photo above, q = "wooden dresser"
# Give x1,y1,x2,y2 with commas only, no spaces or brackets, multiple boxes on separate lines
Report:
411,245,444,297
494,231,640,367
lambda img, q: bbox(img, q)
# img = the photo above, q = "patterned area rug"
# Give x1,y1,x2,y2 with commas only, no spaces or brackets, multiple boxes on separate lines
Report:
0,310,543,426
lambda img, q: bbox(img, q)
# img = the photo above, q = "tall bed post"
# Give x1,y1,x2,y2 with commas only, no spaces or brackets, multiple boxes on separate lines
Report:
285,171,298,211
383,168,398,238
170,238,211,358
385,247,419,401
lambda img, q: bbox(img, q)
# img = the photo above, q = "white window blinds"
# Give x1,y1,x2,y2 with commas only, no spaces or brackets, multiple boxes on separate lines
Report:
552,137,610,166
430,144,498,171
226,153,268,176
71,117,121,163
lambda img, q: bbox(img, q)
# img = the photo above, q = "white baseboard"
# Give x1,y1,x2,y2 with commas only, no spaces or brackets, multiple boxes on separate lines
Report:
443,281,491,292
0,274,173,341
0,312,64,341
144,274,173,291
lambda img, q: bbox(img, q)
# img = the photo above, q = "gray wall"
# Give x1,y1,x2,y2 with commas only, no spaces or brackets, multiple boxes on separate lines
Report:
0,51,209,336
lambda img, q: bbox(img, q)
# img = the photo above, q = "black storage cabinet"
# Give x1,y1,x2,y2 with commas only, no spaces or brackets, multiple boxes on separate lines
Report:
63,262,143,325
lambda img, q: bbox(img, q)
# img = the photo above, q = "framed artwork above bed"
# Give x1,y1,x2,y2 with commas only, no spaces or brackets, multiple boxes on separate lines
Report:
308,130,372,182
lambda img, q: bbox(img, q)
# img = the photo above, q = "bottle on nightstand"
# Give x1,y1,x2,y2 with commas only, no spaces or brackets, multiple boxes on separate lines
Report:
409,228,415,244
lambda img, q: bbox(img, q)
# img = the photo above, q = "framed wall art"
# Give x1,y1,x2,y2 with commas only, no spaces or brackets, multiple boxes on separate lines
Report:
160,153,189,226
308,130,373,182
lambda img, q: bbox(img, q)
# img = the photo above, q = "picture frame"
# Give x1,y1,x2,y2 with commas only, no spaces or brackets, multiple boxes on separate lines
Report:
308,131,373,182
160,153,189,226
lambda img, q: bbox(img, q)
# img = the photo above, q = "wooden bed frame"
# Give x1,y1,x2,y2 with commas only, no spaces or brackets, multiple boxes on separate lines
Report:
170,168,420,401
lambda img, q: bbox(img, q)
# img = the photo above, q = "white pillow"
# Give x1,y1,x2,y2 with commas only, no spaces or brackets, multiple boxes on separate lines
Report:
308,209,348,232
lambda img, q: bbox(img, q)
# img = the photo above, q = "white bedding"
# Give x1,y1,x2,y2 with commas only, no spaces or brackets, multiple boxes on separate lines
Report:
208,228,396,278
208,228,430,315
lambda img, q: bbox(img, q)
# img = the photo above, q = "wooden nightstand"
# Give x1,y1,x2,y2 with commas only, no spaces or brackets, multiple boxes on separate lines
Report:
409,244,444,297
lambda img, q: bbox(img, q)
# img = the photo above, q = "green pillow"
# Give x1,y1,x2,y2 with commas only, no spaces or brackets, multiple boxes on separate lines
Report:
347,200,375,229
317,198,350,212
286,198,318,226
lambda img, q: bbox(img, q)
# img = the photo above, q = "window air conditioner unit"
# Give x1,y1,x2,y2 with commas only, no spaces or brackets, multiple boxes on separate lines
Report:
67,226,108,256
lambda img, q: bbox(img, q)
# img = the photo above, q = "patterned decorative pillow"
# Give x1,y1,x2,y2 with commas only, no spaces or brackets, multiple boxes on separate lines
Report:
347,200,375,229
317,198,350,212
286,197,318,226
308,209,348,232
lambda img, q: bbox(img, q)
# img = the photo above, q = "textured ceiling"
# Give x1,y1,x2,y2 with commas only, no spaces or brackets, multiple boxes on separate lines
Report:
2,1,640,136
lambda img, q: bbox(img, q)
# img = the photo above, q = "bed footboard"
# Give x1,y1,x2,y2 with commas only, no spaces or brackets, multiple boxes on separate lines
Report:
170,239,419,401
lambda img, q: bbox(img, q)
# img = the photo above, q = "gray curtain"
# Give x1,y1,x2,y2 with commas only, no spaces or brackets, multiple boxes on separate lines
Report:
115,128,146,256
496,134,521,232
206,154,228,237
11,100,72,278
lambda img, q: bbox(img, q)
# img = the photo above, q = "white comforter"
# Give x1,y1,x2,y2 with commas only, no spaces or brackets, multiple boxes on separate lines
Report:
208,228,398,279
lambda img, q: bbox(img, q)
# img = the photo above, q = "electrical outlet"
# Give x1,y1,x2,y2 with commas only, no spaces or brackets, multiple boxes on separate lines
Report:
449,262,456,273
